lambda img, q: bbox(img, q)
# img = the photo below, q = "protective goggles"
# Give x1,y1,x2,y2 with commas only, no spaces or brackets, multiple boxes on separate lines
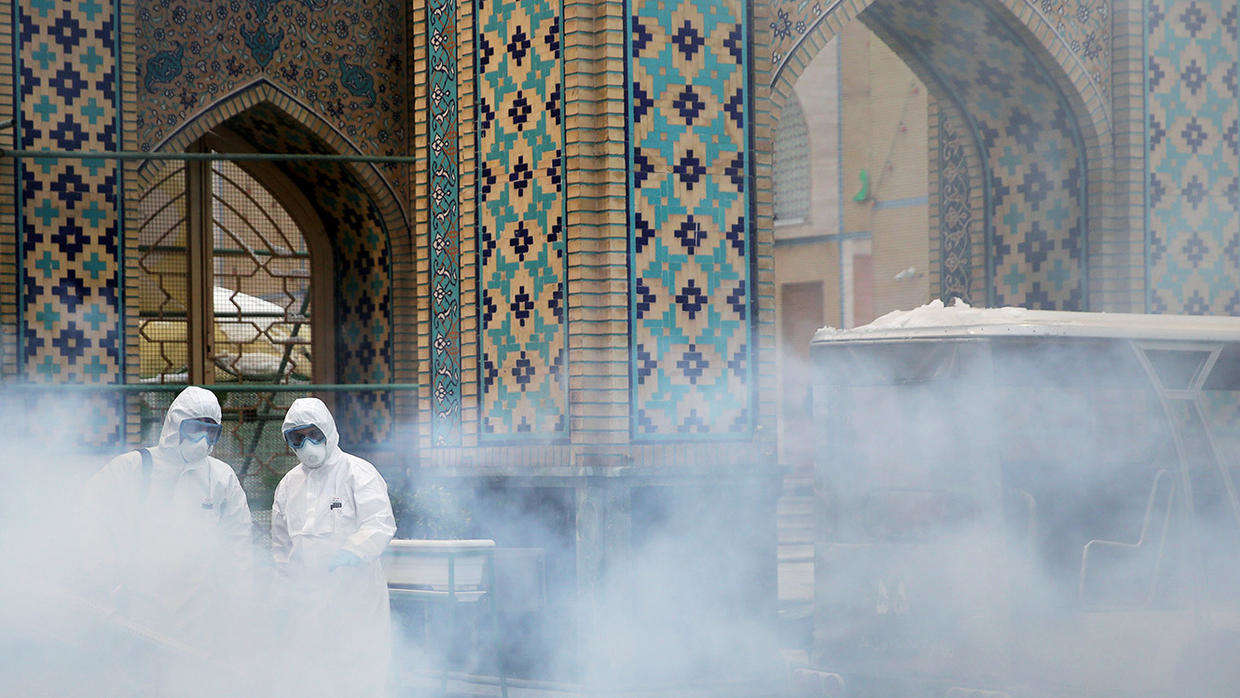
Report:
284,424,326,450
179,417,222,446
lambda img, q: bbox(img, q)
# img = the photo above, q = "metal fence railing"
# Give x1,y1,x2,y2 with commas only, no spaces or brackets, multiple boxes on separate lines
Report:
0,382,418,514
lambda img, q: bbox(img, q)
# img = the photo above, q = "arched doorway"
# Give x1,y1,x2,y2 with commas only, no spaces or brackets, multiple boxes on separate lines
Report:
135,134,331,387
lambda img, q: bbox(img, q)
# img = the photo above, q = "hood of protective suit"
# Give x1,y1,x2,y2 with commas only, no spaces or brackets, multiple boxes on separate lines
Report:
281,397,343,468
157,386,223,450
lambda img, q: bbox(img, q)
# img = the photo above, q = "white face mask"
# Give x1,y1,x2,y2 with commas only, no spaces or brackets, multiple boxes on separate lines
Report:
297,442,328,468
178,436,213,463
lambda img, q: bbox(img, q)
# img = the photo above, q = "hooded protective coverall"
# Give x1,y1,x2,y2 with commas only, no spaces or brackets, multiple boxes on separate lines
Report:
87,386,252,648
271,397,396,695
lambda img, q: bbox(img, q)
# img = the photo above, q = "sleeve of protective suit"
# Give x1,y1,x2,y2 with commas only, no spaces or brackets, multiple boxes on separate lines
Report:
219,468,253,573
270,480,292,575
342,461,396,561
79,454,138,595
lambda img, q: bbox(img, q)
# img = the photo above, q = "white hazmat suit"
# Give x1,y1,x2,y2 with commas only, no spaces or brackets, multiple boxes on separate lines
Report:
271,397,396,695
87,386,253,650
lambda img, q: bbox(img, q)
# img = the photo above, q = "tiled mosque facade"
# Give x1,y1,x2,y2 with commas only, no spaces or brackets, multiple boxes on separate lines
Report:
2,0,1238,663
4,0,1237,451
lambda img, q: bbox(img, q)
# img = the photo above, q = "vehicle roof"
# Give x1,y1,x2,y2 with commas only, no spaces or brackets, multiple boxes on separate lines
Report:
812,300,1240,344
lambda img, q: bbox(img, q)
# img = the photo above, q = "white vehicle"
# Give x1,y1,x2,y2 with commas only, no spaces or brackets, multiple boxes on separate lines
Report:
806,301,1240,697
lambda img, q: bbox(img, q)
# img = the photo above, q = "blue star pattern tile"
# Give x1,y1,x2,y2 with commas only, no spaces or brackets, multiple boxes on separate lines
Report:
866,0,1087,309
628,0,753,439
16,1,125,445
476,0,568,440
1147,0,1240,315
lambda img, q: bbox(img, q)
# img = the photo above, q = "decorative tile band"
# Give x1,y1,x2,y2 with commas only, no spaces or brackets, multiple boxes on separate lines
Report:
627,0,754,439
429,0,461,446
475,0,569,440
938,110,974,302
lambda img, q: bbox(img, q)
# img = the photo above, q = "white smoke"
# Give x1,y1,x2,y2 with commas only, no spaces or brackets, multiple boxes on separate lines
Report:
803,305,1240,697
0,388,791,698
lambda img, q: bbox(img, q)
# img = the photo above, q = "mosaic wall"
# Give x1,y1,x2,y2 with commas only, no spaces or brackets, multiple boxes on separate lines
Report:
1147,0,1240,315
133,0,408,202
429,0,461,447
475,0,568,440
864,0,1087,309
767,0,1111,107
14,1,125,444
627,0,753,438
223,104,395,443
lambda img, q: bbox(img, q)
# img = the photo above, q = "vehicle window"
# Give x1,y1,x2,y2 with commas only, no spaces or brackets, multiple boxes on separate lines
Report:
1200,391,1240,516
1167,398,1240,606
1144,349,1212,391
994,343,1179,607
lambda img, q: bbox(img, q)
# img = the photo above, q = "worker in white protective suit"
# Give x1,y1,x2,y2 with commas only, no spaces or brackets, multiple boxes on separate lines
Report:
271,397,396,696
86,386,253,663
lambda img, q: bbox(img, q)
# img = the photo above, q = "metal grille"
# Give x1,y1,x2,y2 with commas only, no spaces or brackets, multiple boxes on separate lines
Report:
136,164,189,382
210,158,313,384
774,95,810,223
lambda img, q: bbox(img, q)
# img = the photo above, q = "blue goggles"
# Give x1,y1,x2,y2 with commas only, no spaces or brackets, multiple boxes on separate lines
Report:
179,417,222,446
284,424,326,450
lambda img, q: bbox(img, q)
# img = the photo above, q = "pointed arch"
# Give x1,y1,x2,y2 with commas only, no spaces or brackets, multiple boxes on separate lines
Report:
756,0,1117,310
123,81,418,446
767,1,1110,148
133,79,407,233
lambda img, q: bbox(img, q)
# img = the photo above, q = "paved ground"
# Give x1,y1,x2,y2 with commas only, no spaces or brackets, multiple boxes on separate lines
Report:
390,540,817,698
393,673,799,698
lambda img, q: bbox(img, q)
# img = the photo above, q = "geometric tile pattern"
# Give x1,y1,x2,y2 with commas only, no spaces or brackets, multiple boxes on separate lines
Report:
767,0,1112,105
938,110,974,302
475,0,568,440
15,2,125,446
628,0,753,438
1147,0,1240,315
223,103,395,443
429,0,461,446
133,0,409,204
866,0,1087,309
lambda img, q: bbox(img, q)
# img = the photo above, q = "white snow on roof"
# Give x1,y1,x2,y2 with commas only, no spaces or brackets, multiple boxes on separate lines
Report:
813,299,1240,343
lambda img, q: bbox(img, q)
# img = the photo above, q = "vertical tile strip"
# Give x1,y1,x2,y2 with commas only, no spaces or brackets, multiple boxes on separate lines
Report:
17,0,124,443
475,0,569,440
626,0,754,439
1146,0,1240,314
430,0,462,446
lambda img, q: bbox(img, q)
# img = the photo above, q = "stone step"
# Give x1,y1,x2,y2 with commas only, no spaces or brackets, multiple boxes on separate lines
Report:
777,495,815,515
782,475,813,496
779,533,814,547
